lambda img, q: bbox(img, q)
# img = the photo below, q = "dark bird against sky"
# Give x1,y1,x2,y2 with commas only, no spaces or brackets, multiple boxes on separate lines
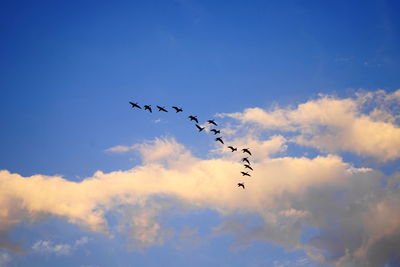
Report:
241,157,250,164
196,124,205,132
237,183,245,189
215,137,224,144
210,129,220,135
207,119,218,126
228,146,237,152
244,164,253,171
188,115,199,123
129,102,141,109
241,171,251,177
144,105,152,113
242,148,252,155
172,106,183,113
157,106,168,112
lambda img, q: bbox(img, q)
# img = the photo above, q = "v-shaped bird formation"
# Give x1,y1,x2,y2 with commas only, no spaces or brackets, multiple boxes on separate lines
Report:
129,102,254,189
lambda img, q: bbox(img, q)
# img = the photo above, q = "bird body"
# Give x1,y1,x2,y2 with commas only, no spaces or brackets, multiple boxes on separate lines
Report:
210,129,220,135
238,183,245,189
241,157,250,164
207,119,218,126
228,146,237,152
241,171,251,177
244,164,253,171
129,102,141,109
144,105,152,113
172,106,183,113
188,115,199,123
196,124,205,132
215,137,224,144
157,106,168,112
242,148,252,155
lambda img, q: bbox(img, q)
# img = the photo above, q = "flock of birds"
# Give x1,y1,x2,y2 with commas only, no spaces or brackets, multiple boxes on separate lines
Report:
129,102,254,189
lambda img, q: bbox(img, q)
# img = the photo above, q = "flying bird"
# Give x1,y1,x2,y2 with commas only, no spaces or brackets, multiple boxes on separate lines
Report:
157,106,168,112
144,105,152,113
244,164,253,171
228,146,237,152
215,137,224,144
207,119,218,126
237,183,245,189
188,115,199,123
129,102,141,109
210,129,220,135
172,106,183,113
242,148,252,155
241,171,251,177
196,124,205,132
241,157,250,164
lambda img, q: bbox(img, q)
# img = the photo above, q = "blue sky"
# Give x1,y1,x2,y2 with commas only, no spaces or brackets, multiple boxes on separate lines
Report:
1,1,400,266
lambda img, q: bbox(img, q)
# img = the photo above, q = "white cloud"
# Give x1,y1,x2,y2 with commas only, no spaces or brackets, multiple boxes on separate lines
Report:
31,236,89,256
105,145,134,153
32,240,72,256
1,90,400,266
0,251,10,267
1,136,399,266
220,90,400,161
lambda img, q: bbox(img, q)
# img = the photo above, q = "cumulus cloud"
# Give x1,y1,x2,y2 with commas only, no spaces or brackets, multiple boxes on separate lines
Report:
1,90,400,266
220,89,400,161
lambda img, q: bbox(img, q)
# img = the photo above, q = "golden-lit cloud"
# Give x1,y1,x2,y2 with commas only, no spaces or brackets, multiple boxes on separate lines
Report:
1,136,400,265
1,90,400,266
220,90,400,161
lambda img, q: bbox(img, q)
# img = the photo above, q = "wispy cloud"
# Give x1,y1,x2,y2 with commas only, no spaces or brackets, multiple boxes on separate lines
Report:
105,145,135,153
0,251,10,267
31,237,89,256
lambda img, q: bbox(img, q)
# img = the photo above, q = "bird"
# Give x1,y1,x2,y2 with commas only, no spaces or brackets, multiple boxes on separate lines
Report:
172,106,183,113
207,119,218,126
157,106,168,112
215,137,224,144
241,171,251,177
196,124,205,132
244,164,253,171
242,148,252,155
228,146,237,152
210,129,220,135
237,183,245,189
241,157,250,164
144,105,152,113
129,102,141,109
188,115,199,123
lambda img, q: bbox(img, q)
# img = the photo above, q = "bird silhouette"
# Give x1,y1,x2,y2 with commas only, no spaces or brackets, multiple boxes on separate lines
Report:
215,137,224,144
237,183,245,189
144,105,152,113
241,171,251,177
196,124,205,132
210,129,220,135
129,102,141,109
244,164,253,171
157,106,168,112
207,119,218,126
241,157,250,164
188,115,199,123
242,148,252,155
172,106,183,113
228,146,237,152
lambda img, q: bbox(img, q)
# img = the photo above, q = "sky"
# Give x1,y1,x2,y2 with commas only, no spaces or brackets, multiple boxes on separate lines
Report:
1,0,400,266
